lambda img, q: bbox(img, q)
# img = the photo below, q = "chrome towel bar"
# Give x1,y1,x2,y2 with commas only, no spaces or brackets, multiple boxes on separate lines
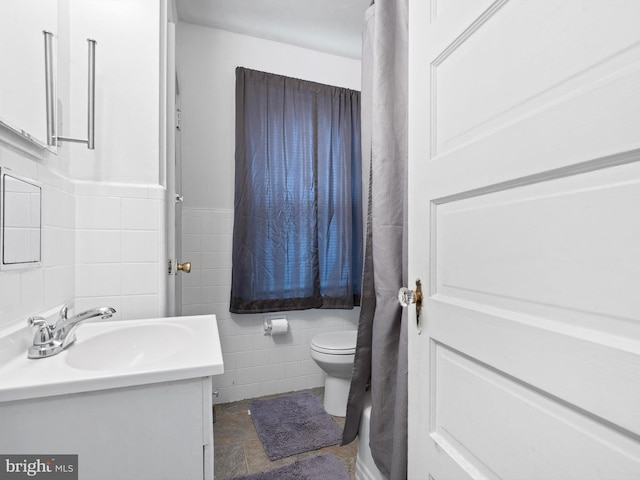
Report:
44,31,96,149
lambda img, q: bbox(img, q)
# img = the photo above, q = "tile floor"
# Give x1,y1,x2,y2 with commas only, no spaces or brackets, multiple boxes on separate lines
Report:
213,388,358,479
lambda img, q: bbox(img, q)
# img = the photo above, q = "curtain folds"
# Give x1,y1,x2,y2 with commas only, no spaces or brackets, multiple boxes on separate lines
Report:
231,68,362,314
343,1,408,479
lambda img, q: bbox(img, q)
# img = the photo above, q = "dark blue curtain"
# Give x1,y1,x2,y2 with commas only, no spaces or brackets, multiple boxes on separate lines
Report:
230,68,362,314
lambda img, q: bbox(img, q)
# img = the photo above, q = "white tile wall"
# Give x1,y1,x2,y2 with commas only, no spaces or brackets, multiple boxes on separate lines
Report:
0,170,75,330
0,175,167,330
74,181,166,320
181,208,360,404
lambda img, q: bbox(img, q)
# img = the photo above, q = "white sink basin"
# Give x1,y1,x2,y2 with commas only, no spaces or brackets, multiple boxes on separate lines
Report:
65,323,194,371
0,314,224,403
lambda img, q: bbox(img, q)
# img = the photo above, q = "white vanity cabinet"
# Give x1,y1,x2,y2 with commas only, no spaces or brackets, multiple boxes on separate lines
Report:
0,377,214,479
0,314,223,480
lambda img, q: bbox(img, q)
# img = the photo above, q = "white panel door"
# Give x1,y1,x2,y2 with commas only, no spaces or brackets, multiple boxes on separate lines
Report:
166,21,186,316
407,1,640,479
167,20,177,316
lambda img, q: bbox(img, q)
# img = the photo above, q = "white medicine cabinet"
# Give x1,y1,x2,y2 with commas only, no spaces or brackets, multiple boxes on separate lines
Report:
0,0,58,152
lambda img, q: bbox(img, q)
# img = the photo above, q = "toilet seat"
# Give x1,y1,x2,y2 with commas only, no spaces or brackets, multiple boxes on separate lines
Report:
310,331,357,355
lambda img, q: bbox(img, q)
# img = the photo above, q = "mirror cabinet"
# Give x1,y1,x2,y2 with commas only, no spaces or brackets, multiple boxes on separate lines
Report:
0,0,58,151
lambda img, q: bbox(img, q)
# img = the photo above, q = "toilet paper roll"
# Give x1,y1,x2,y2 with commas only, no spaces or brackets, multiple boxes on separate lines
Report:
264,318,288,335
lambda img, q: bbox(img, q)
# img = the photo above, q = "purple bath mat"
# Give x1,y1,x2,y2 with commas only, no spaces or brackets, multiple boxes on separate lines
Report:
231,453,349,480
249,391,343,460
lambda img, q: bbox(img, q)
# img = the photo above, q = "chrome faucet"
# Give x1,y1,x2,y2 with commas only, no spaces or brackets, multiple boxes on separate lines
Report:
27,303,116,359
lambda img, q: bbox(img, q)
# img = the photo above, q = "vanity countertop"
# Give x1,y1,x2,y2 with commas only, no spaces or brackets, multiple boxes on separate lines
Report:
0,314,224,403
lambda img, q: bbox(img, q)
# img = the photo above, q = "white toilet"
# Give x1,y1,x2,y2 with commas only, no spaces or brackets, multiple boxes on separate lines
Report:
309,330,357,416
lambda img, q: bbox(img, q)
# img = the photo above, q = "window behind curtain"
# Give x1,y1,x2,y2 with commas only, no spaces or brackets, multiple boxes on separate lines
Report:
230,67,362,314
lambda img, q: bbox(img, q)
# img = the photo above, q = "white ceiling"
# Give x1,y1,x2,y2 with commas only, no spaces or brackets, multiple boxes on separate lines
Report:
175,0,371,59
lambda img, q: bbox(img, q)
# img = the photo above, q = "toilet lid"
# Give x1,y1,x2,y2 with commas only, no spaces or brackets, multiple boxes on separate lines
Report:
311,330,357,355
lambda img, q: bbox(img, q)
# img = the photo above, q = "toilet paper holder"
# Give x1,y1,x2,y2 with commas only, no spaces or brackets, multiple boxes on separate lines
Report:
264,317,288,335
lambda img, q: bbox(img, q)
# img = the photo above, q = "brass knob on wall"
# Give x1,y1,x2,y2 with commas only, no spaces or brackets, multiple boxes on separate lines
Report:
177,261,191,273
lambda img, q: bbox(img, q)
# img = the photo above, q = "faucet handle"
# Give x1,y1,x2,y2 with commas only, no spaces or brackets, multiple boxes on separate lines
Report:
28,316,54,346
59,301,74,321
28,316,47,327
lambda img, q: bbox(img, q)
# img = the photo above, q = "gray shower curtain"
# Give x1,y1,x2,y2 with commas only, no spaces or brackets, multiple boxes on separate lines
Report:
342,1,408,479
